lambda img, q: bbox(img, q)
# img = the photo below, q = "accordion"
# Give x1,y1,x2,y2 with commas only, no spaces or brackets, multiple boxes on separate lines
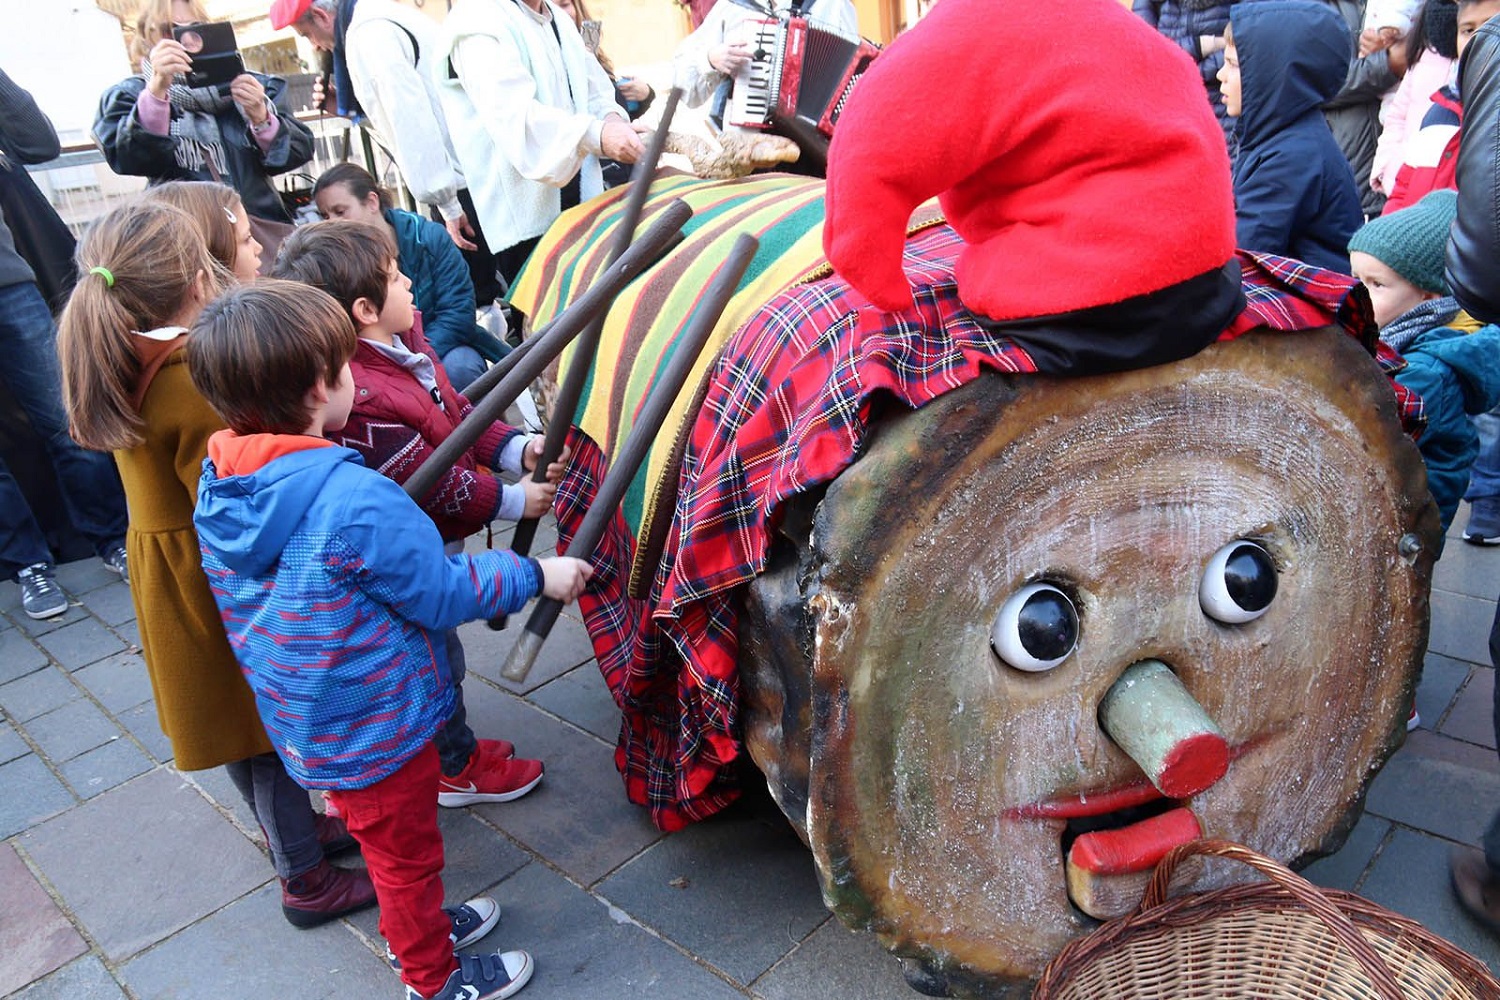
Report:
725,15,880,161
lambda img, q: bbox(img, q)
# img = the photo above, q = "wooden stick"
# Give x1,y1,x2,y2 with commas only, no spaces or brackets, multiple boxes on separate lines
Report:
460,333,537,404
501,232,760,683
495,87,684,629
400,198,693,504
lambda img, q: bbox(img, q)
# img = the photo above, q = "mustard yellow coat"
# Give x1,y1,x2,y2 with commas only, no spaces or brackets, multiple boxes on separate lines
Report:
115,351,272,770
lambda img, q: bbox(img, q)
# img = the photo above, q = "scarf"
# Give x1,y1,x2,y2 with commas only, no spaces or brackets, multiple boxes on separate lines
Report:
332,0,365,121
139,58,238,176
1379,295,1458,354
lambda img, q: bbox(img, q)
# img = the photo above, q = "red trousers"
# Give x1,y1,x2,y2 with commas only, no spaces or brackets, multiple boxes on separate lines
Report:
326,744,456,998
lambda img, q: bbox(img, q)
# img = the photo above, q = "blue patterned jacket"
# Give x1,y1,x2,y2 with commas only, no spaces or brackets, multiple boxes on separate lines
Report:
194,437,540,789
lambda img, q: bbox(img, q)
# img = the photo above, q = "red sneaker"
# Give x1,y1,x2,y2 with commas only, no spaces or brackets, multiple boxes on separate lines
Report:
438,752,543,807
475,738,516,761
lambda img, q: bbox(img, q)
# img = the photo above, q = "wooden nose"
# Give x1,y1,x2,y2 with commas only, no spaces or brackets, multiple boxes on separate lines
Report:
1098,659,1229,798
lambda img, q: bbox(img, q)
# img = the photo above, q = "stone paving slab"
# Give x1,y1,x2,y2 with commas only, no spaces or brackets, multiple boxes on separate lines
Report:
597,787,830,985
1444,668,1498,750
485,862,748,999
79,582,135,629
1432,539,1500,602
751,917,917,1000
118,885,394,1000
459,610,599,694
19,768,270,961
34,618,128,673
463,682,666,886
72,651,155,715
1365,732,1500,845
1301,813,1391,892
59,737,153,800
0,629,48,686
7,604,91,639
529,663,624,744
51,560,120,597
9,957,127,1000
1359,827,1500,973
0,755,74,840
0,666,79,724
24,699,125,765
116,702,174,764
1419,653,1477,732
0,842,86,997
1431,588,1500,666
0,724,30,766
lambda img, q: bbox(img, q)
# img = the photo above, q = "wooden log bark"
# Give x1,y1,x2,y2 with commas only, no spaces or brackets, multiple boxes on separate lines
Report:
740,327,1439,997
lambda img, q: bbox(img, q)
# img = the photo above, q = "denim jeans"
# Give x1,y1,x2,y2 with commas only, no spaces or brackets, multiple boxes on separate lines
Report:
0,280,128,575
441,346,487,398
433,626,477,778
1467,407,1500,502
223,752,324,879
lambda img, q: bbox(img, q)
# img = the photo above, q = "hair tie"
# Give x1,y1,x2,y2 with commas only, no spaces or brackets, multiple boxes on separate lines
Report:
89,266,115,288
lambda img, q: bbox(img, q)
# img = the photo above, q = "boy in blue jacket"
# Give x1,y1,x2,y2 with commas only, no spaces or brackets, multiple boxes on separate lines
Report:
1217,0,1365,272
188,279,590,1000
1348,189,1500,541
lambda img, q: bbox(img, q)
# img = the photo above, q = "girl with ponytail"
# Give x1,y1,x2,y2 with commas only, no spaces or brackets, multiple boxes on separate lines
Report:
56,199,376,928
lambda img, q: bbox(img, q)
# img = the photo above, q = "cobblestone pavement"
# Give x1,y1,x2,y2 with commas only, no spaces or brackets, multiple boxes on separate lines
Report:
1,511,1496,999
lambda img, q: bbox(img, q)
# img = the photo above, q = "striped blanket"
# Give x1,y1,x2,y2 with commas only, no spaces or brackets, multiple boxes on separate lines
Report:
510,171,863,593
523,168,1409,829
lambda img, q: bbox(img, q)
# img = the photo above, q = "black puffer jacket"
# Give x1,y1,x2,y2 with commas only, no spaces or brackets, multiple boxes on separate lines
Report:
93,73,314,224
1447,19,1500,322
1132,0,1240,151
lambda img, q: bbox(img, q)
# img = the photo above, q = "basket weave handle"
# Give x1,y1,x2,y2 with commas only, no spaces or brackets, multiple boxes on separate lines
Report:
1143,839,1408,1000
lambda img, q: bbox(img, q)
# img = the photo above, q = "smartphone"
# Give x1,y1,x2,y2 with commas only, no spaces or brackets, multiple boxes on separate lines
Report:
579,19,602,53
172,21,246,89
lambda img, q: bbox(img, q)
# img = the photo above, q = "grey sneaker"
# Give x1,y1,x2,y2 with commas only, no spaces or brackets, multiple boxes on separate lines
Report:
387,897,502,968
406,949,533,1000
17,563,68,620
102,543,129,584
1464,498,1500,545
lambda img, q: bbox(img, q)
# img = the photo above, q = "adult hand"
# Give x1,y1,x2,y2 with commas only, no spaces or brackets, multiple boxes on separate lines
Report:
709,41,752,75
229,74,270,126
601,119,645,163
445,211,479,252
618,78,652,102
538,556,593,602
146,38,193,99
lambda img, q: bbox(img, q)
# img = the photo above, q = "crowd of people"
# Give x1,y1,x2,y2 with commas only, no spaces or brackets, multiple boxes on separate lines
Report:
3,0,1500,996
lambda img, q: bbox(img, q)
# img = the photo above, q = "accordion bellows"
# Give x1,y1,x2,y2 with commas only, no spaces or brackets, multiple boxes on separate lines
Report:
822,0,1237,323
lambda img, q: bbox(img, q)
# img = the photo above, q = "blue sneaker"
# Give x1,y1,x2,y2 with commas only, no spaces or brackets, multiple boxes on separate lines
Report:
388,897,502,967
406,949,534,1000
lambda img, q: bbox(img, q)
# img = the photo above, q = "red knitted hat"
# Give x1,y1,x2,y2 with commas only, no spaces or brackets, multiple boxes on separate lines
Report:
823,0,1236,321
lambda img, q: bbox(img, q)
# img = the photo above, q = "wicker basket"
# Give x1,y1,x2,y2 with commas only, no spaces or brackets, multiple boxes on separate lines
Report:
1032,839,1500,1000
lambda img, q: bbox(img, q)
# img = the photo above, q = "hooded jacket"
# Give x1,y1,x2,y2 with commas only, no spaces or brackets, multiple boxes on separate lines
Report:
1445,18,1500,323
1230,0,1364,273
194,434,540,789
386,206,507,363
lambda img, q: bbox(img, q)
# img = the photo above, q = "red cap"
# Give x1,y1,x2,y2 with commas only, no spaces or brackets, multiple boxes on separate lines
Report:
268,0,314,30
823,0,1235,322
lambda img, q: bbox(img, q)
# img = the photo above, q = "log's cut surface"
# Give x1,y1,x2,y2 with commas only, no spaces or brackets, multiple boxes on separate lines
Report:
740,328,1439,997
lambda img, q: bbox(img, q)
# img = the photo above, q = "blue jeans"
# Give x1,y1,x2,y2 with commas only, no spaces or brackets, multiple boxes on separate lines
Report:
1467,407,1500,502
441,346,487,397
0,281,127,576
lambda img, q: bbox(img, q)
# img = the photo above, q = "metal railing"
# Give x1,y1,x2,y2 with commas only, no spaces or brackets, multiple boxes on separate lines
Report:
25,111,414,237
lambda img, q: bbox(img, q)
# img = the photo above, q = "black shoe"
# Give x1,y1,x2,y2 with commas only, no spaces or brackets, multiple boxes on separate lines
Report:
17,562,68,619
1463,498,1500,545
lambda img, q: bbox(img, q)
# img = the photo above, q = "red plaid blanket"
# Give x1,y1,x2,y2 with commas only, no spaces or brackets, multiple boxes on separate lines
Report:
553,230,1422,831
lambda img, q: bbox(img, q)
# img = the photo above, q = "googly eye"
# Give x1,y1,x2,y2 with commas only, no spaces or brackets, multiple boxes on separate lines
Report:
1199,540,1278,624
992,583,1079,672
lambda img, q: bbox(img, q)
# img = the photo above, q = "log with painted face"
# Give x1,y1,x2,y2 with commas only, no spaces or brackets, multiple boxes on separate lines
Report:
508,174,1438,998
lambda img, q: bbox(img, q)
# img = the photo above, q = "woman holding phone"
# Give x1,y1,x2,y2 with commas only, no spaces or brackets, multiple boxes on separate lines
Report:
93,0,313,232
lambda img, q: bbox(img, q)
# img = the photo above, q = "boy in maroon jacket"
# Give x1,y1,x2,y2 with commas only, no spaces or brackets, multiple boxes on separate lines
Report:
276,219,565,806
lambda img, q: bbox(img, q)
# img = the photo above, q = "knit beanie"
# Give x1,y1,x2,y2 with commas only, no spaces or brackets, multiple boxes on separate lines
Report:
822,0,1236,322
1347,189,1459,295
1425,0,1459,61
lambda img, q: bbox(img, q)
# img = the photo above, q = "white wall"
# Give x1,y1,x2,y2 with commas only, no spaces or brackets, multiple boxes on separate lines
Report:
0,0,133,145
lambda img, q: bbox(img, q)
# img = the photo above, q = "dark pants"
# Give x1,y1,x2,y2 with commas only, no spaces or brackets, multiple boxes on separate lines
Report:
434,187,505,306
493,173,583,292
223,751,324,879
0,280,127,576
432,627,476,779
1485,601,1500,871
